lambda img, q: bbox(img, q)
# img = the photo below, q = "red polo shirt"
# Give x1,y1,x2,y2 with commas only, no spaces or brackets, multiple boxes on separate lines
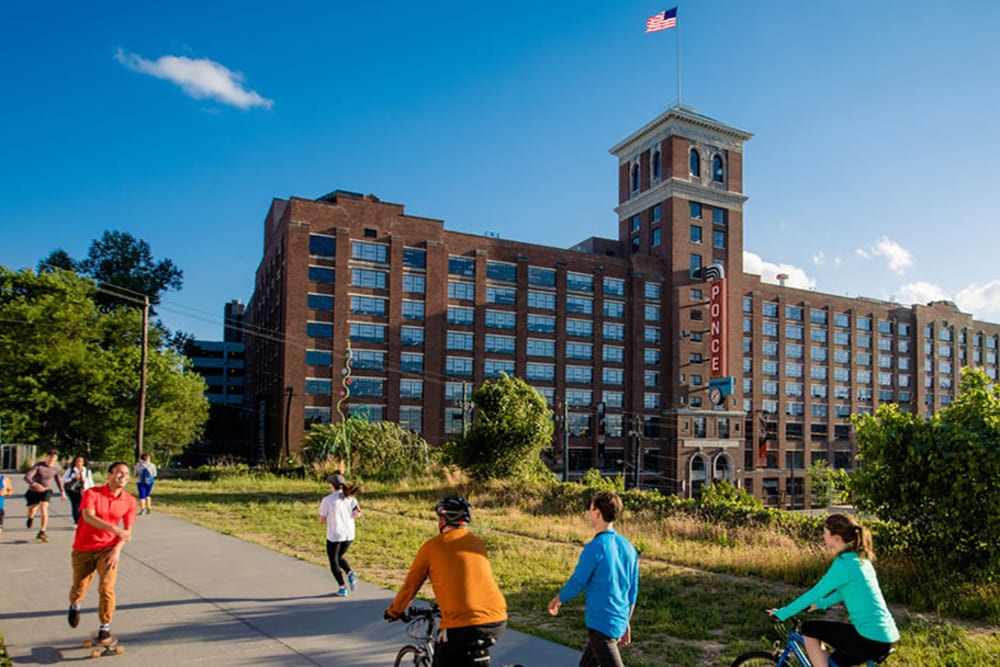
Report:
72,484,138,551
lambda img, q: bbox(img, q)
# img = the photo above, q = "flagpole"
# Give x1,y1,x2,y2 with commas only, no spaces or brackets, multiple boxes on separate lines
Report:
676,7,682,106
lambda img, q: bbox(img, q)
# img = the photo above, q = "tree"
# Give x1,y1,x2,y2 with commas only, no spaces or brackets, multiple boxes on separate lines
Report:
806,460,850,508
41,231,183,311
0,267,208,461
852,367,1000,575
446,373,555,481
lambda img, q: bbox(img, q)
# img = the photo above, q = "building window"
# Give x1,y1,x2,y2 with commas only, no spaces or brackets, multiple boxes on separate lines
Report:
448,281,475,301
402,273,425,294
630,215,640,233
527,290,556,310
528,266,556,287
309,234,336,256
448,256,476,277
527,338,556,357
400,326,424,346
351,268,387,289
447,331,474,351
713,230,725,249
652,204,661,222
690,254,702,279
604,301,625,319
399,406,422,433
604,277,625,297
351,241,388,263
308,266,335,283
690,202,702,219
690,148,700,177
446,357,473,376
631,163,640,192
485,335,516,354
486,286,517,305
652,151,662,181
603,323,625,341
712,155,724,183
401,300,425,321
525,363,555,381
566,342,593,360
305,350,332,366
350,295,386,316
447,306,474,326
566,296,593,315
402,247,426,268
528,314,556,333
307,293,334,311
350,322,386,343
566,319,594,337
484,359,515,378
712,208,726,226
307,322,333,338
352,350,385,371
651,227,661,247
566,272,594,293
305,379,332,395
604,345,624,363
486,261,517,283
400,352,423,373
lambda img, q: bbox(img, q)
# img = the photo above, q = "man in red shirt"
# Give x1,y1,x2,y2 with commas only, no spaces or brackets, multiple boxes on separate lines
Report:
67,461,137,643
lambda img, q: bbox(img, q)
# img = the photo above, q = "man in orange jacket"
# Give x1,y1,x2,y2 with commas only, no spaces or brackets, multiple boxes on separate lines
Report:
385,496,507,666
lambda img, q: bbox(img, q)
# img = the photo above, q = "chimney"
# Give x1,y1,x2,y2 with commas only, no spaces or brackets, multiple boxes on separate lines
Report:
776,273,789,287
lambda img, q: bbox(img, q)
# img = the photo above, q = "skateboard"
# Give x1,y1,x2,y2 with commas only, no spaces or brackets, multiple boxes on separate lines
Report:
35,533,50,543
82,632,124,659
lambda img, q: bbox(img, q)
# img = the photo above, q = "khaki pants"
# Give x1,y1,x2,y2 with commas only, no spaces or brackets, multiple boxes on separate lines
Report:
70,547,119,624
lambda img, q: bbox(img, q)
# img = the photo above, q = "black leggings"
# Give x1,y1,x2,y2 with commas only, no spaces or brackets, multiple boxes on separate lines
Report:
802,620,895,667
434,621,506,667
325,540,352,586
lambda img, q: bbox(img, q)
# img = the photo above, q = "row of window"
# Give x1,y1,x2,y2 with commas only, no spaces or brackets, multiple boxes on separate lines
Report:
628,147,725,194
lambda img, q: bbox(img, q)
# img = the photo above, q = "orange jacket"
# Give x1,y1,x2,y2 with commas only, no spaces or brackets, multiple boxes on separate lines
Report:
387,527,507,629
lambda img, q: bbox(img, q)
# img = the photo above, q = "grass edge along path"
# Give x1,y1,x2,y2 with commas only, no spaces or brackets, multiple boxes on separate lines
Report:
149,477,1000,667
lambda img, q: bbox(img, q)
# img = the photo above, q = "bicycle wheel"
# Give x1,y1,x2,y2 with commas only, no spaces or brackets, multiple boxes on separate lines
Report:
730,651,779,667
393,645,430,667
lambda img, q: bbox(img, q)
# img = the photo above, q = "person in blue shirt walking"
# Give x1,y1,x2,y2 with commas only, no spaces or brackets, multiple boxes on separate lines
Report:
548,491,639,667
769,513,899,667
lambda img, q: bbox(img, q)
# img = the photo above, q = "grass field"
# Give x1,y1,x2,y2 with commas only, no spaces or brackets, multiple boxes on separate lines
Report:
148,474,1000,667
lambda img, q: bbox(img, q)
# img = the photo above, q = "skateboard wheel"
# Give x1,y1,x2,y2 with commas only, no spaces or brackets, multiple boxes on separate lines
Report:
84,640,93,648
91,649,101,658
115,646,124,654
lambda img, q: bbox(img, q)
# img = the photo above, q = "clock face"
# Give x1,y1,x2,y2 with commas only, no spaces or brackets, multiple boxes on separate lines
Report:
709,387,723,406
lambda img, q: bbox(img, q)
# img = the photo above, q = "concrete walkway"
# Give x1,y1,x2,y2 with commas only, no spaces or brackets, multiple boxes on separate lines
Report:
0,471,581,666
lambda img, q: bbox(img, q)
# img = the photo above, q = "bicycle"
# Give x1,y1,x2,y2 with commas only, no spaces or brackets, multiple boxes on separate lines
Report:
387,604,520,667
390,604,439,667
730,616,895,667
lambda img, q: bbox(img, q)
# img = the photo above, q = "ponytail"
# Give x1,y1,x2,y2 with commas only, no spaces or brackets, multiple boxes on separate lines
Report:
825,513,875,561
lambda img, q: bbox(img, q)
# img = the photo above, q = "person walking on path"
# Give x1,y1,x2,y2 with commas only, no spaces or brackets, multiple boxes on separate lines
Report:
548,491,639,667
67,461,137,644
24,450,65,542
318,473,361,597
133,453,157,515
63,456,96,525
768,513,899,667
384,496,508,667
0,471,12,537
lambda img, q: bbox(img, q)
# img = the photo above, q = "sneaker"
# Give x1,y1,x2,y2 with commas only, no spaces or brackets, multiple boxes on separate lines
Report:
333,587,348,597
146,508,152,515
26,516,33,529
36,531,49,542
68,605,80,628
348,572,358,591
96,629,112,643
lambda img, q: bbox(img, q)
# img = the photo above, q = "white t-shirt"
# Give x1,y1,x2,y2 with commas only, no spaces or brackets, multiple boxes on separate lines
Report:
319,491,360,542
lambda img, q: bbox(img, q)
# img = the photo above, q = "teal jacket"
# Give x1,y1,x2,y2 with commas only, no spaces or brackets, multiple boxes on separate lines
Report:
776,550,899,643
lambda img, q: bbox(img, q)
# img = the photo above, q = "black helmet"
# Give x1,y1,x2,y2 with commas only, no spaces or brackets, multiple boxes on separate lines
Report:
435,496,472,527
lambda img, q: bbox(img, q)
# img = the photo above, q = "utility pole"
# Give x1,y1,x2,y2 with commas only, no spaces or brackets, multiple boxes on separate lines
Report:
634,425,642,491
136,295,149,461
562,401,569,482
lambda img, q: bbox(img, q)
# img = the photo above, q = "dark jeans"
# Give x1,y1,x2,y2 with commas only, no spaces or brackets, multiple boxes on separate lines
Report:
579,628,624,667
67,492,83,524
434,621,505,667
325,539,352,586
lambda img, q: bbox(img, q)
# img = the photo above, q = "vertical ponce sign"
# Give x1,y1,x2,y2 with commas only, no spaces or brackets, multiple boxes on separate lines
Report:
709,278,728,378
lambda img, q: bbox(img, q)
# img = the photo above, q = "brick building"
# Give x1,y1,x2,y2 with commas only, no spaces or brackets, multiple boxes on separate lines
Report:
244,106,1000,504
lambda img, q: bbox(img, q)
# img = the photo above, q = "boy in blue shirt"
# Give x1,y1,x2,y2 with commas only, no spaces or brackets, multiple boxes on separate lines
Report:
548,491,639,667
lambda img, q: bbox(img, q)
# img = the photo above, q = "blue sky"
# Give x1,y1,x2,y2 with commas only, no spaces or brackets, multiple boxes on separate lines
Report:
2,1,999,340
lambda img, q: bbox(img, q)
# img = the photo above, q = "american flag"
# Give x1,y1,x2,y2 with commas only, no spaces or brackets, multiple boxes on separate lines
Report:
646,7,677,33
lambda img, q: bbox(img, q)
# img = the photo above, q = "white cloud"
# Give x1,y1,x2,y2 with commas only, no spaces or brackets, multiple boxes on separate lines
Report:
895,281,951,306
855,236,912,274
812,251,825,266
956,280,1000,320
743,251,817,290
115,48,273,110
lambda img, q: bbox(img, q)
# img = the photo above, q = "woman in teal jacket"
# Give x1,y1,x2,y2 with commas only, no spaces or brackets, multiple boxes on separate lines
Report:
770,513,899,667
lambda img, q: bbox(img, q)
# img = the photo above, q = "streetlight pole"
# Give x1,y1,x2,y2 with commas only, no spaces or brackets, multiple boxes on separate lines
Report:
562,401,569,482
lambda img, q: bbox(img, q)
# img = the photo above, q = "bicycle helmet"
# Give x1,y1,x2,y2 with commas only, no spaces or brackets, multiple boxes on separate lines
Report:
435,496,472,528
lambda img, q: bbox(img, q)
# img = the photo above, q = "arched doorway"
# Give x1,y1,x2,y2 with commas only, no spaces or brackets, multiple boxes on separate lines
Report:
689,452,710,499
